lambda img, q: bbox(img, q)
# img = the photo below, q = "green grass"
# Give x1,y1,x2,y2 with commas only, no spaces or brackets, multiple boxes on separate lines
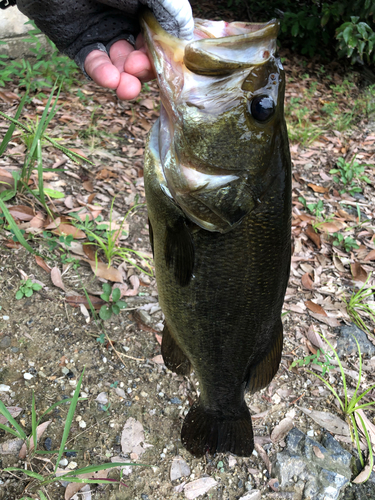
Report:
293,334,375,480
341,274,375,334
0,369,146,497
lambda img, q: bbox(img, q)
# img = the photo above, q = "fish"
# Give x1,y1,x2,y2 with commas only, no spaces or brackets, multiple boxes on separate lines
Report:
141,10,291,457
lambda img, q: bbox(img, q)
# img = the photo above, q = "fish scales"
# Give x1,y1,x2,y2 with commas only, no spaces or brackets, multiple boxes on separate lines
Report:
142,10,291,456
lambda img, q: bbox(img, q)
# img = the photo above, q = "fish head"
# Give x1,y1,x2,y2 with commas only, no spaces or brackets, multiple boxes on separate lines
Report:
142,11,290,233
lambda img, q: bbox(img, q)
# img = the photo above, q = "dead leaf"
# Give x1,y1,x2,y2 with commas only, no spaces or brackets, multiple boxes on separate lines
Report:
155,333,162,345
364,249,375,261
305,325,324,349
82,260,123,283
51,267,65,291
0,407,22,425
184,478,218,499
83,244,98,261
19,421,51,458
65,470,108,500
79,303,90,323
151,355,164,364
308,311,341,327
305,225,321,248
123,275,140,296
82,180,94,192
271,417,294,443
318,220,346,233
351,263,368,283
52,223,86,239
355,409,375,450
298,407,350,436
254,443,272,474
121,418,152,457
305,300,327,316
0,168,15,191
139,98,155,110
8,205,34,221
352,464,372,484
35,256,51,273
333,255,346,273
301,272,314,290
308,183,328,193
65,294,105,310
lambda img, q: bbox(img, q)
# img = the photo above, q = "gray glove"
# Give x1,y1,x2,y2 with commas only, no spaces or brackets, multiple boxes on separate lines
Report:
17,0,194,73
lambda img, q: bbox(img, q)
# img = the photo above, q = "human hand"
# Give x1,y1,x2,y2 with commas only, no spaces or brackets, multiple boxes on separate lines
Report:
84,0,194,100
84,34,154,100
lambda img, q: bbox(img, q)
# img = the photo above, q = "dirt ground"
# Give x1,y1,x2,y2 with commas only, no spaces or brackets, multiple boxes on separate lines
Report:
1,3,375,500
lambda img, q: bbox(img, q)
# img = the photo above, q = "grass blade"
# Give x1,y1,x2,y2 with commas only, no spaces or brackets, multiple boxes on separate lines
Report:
0,90,28,156
36,397,87,427
0,198,35,254
0,400,27,439
31,391,37,454
54,368,85,473
4,467,44,481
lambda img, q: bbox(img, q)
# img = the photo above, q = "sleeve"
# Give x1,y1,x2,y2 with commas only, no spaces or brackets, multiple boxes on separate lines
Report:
16,0,141,70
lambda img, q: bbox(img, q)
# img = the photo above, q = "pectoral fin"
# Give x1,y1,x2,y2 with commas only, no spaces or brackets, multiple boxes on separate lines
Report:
165,217,195,287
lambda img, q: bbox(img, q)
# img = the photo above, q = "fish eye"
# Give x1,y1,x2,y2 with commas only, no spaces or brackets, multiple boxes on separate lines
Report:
249,95,275,122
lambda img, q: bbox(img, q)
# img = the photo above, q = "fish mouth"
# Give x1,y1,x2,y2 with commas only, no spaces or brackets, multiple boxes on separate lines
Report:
141,10,282,233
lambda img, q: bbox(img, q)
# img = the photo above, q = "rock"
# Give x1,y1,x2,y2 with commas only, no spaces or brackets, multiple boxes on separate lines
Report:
59,458,68,466
0,384,10,392
23,373,33,380
44,437,52,451
0,336,11,349
272,428,351,499
170,456,190,481
0,438,23,454
238,491,261,500
336,324,375,358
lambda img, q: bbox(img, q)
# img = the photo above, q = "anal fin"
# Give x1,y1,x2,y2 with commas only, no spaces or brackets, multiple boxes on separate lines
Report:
161,323,191,376
246,321,283,394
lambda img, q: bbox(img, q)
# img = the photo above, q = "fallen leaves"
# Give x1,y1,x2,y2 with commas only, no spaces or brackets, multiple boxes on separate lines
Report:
19,420,52,459
183,477,218,499
299,407,350,436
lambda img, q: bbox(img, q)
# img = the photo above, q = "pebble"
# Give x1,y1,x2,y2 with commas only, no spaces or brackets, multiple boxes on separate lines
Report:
59,458,68,466
61,367,70,375
239,491,261,500
2,316,9,321
0,384,10,392
115,388,126,398
79,420,87,429
10,347,18,353
67,461,78,470
66,451,77,458
0,336,11,349
158,392,164,397
23,373,33,380
170,397,181,404
44,437,52,451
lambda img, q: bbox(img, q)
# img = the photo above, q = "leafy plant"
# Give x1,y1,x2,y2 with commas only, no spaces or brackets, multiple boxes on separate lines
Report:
78,198,153,275
332,232,360,252
290,347,335,376
99,283,127,321
341,274,375,333
0,370,144,495
330,156,371,196
337,16,375,64
298,197,325,218
303,334,375,480
16,279,42,300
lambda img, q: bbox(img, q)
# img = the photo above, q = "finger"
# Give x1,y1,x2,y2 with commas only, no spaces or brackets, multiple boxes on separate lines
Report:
109,39,135,73
124,50,155,81
116,72,142,100
84,50,120,89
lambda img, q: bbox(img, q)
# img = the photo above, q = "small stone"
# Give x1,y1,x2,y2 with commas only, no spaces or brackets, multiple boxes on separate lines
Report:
103,357,107,363
79,420,87,429
59,458,68,466
137,310,152,325
140,391,148,398
95,392,108,404
337,323,375,357
141,494,149,500
0,384,10,392
160,453,165,458
0,336,11,349
239,490,261,500
158,392,164,397
170,397,181,404
66,451,77,458
115,388,126,398
67,461,78,470
44,437,52,451
10,347,19,353
170,456,191,481
23,373,33,380
307,429,314,437
61,367,69,375
2,316,9,321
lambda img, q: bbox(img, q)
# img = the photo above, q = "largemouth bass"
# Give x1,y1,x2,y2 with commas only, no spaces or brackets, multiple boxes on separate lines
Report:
142,11,291,457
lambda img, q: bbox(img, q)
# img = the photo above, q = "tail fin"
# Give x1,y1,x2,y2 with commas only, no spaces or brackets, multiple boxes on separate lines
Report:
181,401,254,456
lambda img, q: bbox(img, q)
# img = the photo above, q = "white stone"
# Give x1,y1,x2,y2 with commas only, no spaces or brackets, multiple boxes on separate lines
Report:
23,373,33,380
0,384,10,392
59,458,68,466
79,420,87,429
239,491,261,500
